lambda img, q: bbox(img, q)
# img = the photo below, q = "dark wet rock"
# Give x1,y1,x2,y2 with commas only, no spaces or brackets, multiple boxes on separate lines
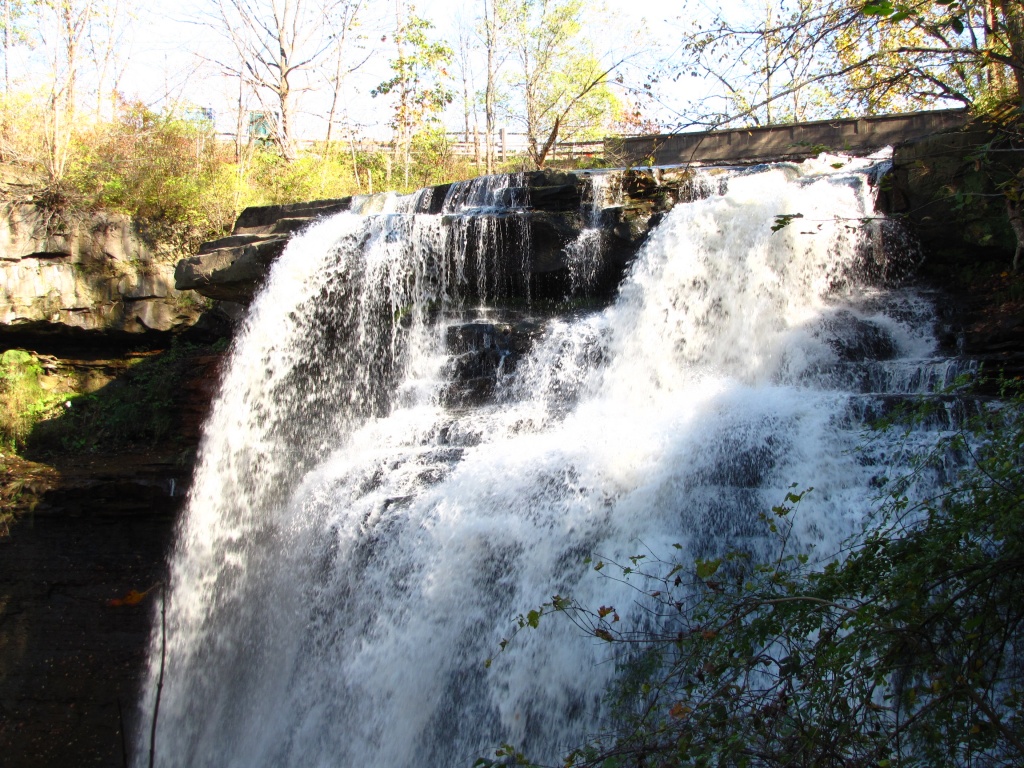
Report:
885,121,1023,270
440,314,545,407
518,184,581,212
817,311,898,362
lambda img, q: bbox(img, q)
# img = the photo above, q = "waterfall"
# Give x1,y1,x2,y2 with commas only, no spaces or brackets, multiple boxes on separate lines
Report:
140,156,966,767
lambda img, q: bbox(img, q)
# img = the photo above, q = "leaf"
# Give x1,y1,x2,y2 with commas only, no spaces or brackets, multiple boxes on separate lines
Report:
771,213,804,233
861,1,894,16
670,702,692,719
595,628,615,642
695,558,721,580
107,587,152,607
526,610,541,629
598,605,616,618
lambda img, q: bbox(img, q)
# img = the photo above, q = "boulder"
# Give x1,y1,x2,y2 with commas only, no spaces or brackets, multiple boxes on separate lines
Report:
175,199,356,302
175,235,290,303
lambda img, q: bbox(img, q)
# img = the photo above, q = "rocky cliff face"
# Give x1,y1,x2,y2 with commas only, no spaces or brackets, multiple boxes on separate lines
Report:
884,121,1024,377
0,204,202,338
886,120,1023,266
0,205,224,768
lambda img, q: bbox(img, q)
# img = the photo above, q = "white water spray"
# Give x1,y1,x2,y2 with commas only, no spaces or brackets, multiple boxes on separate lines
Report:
142,157,964,768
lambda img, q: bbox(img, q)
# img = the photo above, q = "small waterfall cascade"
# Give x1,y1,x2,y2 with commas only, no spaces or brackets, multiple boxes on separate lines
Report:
564,171,622,293
141,156,972,768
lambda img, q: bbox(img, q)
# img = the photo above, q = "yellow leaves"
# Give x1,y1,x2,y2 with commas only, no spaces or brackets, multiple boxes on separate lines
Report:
107,585,156,607
669,702,692,720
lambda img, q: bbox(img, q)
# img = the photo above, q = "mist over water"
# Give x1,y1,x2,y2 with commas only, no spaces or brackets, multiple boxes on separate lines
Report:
141,157,964,767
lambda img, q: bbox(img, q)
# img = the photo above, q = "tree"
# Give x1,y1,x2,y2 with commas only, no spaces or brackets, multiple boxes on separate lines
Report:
322,0,367,145
83,0,129,118
479,0,511,173
667,0,1024,131
371,0,452,188
452,10,478,156
38,0,95,186
203,0,358,161
1,0,33,94
490,386,1024,768
505,0,623,168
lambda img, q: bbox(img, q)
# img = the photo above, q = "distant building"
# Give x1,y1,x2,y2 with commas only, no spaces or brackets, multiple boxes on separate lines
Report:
183,106,216,125
248,111,278,141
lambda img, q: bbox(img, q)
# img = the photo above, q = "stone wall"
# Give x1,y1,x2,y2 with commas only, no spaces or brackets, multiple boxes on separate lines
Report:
609,109,970,166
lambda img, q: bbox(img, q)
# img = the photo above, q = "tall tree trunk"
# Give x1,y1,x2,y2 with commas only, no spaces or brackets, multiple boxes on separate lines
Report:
3,0,11,95
235,71,244,164
998,0,1024,107
483,0,497,174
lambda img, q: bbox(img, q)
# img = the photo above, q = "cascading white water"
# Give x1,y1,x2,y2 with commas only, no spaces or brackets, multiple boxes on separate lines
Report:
140,156,966,768
564,171,620,293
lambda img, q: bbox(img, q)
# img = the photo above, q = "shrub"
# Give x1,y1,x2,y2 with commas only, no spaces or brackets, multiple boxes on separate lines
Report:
0,350,65,451
65,101,240,253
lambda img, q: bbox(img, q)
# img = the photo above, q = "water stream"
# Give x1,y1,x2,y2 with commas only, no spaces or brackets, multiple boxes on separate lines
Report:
140,156,967,767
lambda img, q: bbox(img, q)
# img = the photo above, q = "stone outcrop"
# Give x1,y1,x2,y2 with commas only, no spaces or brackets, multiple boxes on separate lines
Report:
175,199,351,302
178,169,706,304
0,204,201,338
885,120,1023,267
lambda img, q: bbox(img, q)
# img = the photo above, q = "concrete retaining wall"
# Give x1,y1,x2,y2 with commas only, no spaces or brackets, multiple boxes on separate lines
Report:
607,109,970,166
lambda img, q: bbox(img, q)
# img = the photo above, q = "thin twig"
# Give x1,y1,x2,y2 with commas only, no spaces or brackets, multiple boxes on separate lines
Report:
149,583,166,768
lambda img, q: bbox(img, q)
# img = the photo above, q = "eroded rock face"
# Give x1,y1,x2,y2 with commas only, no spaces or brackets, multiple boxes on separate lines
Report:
0,204,201,337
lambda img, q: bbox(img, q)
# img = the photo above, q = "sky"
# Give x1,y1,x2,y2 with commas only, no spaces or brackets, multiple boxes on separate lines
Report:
103,0,693,141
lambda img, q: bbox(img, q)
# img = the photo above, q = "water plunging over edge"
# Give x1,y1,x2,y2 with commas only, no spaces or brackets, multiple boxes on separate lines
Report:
139,156,967,768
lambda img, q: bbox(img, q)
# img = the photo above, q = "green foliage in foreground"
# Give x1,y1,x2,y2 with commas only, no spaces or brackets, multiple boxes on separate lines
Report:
0,350,66,451
0,339,226,459
489,386,1024,768
28,339,226,457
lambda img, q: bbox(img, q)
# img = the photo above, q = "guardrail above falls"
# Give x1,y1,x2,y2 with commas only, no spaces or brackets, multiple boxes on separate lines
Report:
606,109,970,166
